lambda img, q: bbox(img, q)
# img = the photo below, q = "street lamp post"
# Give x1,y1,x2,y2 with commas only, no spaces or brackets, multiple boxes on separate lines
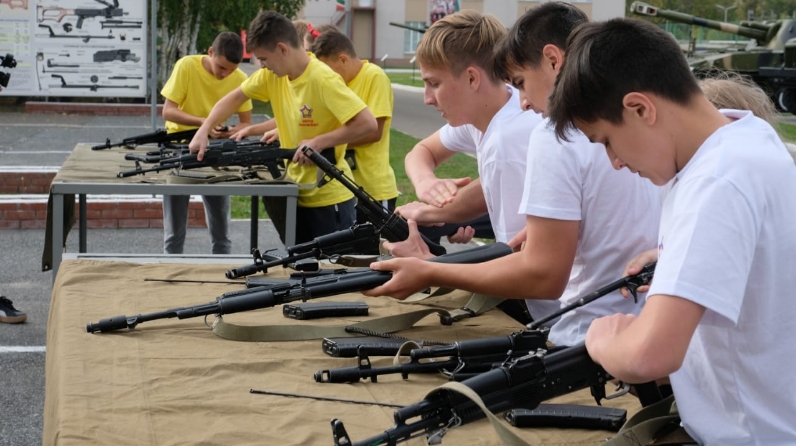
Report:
716,4,738,22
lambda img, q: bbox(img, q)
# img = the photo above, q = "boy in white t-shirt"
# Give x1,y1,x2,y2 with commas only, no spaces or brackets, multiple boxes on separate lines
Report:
548,18,796,444
365,3,661,347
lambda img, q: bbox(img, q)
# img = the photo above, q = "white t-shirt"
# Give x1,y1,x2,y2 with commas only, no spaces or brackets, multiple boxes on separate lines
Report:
649,110,796,445
439,86,542,243
520,119,661,346
440,87,560,321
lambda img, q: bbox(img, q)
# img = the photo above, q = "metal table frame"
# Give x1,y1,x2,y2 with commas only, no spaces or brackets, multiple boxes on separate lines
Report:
50,181,298,277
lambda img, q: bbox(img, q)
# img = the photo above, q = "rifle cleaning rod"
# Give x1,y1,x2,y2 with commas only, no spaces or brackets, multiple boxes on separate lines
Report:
249,389,404,408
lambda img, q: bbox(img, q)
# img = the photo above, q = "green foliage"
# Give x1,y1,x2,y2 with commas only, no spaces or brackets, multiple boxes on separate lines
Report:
195,0,307,52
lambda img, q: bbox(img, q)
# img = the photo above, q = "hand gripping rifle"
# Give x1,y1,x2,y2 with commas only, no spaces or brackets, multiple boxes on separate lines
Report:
330,344,619,446
226,222,384,279
86,242,512,334
314,329,549,384
91,128,198,150
528,262,656,329
116,140,293,179
302,147,447,256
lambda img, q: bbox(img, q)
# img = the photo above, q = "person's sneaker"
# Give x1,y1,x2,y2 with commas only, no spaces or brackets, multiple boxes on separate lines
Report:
0,296,27,324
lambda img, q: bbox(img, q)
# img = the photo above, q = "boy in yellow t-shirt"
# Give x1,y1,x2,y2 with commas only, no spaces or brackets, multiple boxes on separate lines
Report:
311,29,398,253
160,31,253,254
189,11,377,245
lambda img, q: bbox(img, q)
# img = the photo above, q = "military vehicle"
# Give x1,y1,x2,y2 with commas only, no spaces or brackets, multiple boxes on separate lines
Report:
631,2,796,112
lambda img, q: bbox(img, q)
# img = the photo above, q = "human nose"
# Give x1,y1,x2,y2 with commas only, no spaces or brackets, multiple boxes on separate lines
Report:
423,86,436,106
519,94,533,111
605,146,626,170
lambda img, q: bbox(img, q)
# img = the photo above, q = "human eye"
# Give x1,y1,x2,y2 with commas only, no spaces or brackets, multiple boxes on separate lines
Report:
511,78,524,90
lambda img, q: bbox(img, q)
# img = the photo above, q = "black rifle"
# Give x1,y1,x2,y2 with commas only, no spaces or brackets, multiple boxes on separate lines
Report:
92,128,198,151
528,262,656,329
116,141,294,179
86,243,513,333
226,223,385,279
314,329,549,384
331,344,617,446
302,147,447,256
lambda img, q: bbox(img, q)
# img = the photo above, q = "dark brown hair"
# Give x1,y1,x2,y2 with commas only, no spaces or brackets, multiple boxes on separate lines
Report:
211,31,243,65
246,10,300,51
493,2,587,81
548,18,702,140
310,28,357,58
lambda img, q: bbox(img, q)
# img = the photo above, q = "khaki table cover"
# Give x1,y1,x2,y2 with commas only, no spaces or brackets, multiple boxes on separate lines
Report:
42,143,292,271
44,260,642,446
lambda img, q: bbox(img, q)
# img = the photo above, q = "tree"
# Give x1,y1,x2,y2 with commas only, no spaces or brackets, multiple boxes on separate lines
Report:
157,0,306,86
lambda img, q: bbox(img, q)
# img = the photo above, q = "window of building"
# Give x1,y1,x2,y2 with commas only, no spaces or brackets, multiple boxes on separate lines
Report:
403,22,425,54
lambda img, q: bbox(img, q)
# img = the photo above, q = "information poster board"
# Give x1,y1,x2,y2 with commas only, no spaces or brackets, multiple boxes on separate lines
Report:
0,0,147,97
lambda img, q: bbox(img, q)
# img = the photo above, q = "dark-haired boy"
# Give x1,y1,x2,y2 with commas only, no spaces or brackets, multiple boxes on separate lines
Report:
310,29,399,248
548,17,796,444
365,3,660,347
161,31,253,254
189,11,377,244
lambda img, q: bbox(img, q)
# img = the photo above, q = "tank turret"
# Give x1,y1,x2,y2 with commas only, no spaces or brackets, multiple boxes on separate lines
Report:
630,2,796,112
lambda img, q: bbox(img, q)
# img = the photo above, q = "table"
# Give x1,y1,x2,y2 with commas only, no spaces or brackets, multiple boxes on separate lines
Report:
44,256,643,446
43,144,300,277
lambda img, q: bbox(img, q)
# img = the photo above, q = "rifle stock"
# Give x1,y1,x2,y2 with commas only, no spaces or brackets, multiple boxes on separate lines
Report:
86,243,512,334
302,147,448,256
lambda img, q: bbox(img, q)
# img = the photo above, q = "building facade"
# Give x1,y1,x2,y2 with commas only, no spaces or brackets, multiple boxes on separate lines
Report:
300,0,626,67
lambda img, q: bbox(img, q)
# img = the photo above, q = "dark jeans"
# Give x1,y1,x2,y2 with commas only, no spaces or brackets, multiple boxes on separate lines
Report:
295,197,357,245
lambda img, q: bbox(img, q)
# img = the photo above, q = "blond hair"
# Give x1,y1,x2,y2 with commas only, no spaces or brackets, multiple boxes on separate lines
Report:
700,72,780,132
293,20,310,44
415,10,506,81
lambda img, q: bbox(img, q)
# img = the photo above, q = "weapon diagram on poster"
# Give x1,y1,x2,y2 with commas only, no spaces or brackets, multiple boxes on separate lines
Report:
35,0,144,43
34,48,143,93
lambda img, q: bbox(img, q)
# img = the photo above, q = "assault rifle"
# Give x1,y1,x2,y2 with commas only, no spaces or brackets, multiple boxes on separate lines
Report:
38,0,125,29
226,222,384,279
330,344,618,446
302,147,447,256
86,242,513,333
116,140,294,179
0,0,27,9
315,329,549,384
528,262,656,329
91,128,198,150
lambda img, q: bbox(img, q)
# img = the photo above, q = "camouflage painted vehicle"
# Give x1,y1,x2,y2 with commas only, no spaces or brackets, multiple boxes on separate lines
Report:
631,2,796,112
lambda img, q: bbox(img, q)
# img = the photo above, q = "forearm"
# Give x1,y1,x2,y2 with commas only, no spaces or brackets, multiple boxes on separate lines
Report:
347,117,386,147
425,249,564,300
162,105,204,128
415,181,487,224
312,111,376,149
196,88,248,135
405,144,442,189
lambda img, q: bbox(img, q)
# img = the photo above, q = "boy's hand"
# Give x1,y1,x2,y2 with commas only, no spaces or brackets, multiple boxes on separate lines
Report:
261,128,279,144
293,139,318,166
395,201,433,224
188,131,210,161
585,313,637,364
361,256,433,300
416,176,471,208
507,229,527,251
382,220,434,259
620,248,659,298
447,226,475,244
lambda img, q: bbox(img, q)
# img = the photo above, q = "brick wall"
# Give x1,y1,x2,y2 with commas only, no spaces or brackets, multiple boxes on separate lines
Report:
0,171,208,230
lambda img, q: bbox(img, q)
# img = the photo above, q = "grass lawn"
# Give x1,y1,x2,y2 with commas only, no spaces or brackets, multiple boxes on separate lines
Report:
778,121,796,142
230,128,479,219
387,71,424,87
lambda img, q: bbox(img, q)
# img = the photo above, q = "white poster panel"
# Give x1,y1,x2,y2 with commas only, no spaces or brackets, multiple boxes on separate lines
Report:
0,0,147,97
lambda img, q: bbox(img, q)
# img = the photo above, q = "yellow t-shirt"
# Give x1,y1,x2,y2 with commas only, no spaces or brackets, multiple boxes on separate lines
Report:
346,61,398,201
240,55,365,208
160,55,253,134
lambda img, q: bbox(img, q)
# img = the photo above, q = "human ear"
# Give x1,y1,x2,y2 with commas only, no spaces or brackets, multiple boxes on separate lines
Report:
623,92,656,126
541,44,563,73
466,66,480,90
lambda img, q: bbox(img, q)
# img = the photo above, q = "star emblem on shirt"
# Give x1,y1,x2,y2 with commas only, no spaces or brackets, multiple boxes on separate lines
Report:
299,105,313,118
